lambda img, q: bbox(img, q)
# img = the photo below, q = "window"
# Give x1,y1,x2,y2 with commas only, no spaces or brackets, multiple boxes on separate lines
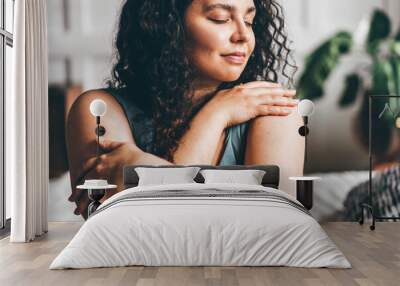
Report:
0,0,14,233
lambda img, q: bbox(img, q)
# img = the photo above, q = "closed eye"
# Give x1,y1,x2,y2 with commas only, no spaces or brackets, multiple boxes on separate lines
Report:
209,18,254,27
209,18,230,24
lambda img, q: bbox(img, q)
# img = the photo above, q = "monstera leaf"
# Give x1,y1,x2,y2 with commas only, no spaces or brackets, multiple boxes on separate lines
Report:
297,9,399,109
339,74,362,107
297,32,352,100
389,56,400,96
369,58,399,123
390,28,400,95
366,9,391,55
371,59,391,94
396,28,400,41
366,42,400,147
355,89,393,158
368,91,393,156
391,37,400,57
296,9,400,160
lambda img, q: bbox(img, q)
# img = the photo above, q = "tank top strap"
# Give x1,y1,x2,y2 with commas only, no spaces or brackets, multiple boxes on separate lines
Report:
104,87,154,153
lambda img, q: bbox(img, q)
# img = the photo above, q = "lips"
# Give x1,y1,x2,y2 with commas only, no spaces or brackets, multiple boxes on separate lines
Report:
222,52,246,57
222,52,246,64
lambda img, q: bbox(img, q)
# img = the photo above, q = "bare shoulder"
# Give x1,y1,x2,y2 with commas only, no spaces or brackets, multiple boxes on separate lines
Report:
68,88,123,118
249,110,303,131
66,88,135,153
244,109,305,168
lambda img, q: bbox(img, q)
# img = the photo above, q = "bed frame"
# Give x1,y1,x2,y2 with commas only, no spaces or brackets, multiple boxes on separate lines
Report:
123,165,280,189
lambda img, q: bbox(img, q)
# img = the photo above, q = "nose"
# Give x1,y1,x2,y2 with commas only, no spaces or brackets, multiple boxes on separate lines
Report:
230,19,251,43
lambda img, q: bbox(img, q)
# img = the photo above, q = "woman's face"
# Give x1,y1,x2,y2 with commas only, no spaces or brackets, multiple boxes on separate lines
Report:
184,0,256,85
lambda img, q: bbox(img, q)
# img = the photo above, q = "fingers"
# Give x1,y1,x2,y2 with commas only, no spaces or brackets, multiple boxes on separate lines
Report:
243,87,297,98
237,81,296,98
257,105,296,116
240,81,282,89
82,156,98,175
69,139,125,215
99,139,124,152
256,94,299,107
87,157,114,180
73,191,89,218
77,193,90,218
71,188,91,217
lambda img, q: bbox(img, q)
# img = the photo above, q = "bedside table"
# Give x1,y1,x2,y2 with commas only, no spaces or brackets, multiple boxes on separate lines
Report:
289,176,321,210
77,180,117,216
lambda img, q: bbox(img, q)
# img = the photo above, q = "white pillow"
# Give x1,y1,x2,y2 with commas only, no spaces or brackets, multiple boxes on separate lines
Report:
135,167,201,186
200,169,266,185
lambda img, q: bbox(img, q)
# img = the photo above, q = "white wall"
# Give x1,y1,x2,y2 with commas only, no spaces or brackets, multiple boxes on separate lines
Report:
48,0,122,90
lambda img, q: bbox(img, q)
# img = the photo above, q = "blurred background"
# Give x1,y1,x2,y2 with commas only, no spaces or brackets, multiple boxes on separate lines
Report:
47,0,400,221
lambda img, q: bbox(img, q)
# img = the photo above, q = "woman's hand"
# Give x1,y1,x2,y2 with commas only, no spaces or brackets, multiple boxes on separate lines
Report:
83,140,140,179
72,140,142,217
203,81,298,128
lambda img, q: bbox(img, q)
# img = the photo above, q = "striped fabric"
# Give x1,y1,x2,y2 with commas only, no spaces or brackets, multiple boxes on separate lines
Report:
343,165,400,220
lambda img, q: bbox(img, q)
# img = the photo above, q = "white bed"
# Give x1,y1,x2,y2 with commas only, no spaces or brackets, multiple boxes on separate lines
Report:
50,183,351,269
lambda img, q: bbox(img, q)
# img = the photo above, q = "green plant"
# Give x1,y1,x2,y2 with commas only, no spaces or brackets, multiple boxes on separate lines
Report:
297,9,400,160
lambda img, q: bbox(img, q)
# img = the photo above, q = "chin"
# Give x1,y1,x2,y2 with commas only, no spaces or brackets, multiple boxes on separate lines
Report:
218,63,247,82
209,67,243,82
218,72,243,82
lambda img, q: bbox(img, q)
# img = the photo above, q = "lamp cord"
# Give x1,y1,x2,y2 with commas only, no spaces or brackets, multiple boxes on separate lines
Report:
96,116,100,164
305,131,307,164
303,116,308,166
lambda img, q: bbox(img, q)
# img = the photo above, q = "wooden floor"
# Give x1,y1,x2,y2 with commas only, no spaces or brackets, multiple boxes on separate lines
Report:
0,222,399,286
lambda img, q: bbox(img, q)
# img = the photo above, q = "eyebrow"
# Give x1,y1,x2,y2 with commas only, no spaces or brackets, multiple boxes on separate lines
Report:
203,3,256,14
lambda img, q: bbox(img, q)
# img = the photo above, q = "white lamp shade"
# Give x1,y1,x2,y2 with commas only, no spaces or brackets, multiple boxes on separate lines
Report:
297,99,315,117
90,99,107,117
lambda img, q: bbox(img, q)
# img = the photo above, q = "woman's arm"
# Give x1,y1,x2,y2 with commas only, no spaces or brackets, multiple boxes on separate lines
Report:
68,88,223,217
172,104,227,165
244,110,305,197
66,89,172,217
67,82,298,216
68,82,297,186
173,82,298,165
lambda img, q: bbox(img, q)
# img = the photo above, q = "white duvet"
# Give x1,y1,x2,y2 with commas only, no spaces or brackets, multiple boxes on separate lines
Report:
50,183,351,269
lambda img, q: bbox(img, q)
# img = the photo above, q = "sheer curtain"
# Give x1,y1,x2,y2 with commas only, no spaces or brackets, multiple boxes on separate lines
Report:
7,0,48,242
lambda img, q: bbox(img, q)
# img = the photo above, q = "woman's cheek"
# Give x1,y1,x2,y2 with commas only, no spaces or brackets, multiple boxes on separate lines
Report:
250,34,256,53
192,24,228,52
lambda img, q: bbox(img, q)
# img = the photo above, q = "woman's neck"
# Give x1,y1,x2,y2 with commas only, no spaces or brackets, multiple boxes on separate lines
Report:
190,78,221,105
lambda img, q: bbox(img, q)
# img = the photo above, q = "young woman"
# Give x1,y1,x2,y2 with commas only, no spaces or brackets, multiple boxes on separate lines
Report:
66,0,305,219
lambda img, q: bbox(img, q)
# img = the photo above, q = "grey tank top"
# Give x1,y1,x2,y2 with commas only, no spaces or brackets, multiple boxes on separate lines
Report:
106,88,249,165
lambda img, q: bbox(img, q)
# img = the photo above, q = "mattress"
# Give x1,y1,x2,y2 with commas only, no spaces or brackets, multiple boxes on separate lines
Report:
50,183,351,269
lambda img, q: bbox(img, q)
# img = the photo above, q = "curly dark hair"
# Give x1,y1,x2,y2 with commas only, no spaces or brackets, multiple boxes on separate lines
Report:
108,0,297,161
